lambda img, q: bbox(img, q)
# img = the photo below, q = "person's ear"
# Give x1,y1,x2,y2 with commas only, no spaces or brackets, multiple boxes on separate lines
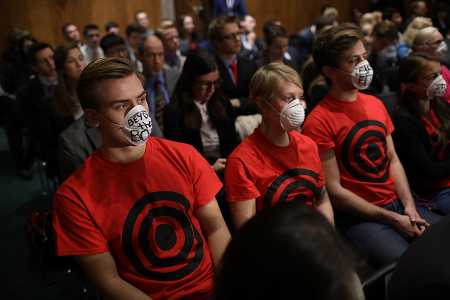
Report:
84,108,101,128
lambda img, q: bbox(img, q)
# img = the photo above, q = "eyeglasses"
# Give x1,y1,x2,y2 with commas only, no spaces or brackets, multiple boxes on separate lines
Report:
195,79,221,90
221,32,242,40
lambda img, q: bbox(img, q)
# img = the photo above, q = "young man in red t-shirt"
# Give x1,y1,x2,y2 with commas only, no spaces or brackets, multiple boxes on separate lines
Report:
52,57,231,300
302,23,441,266
225,63,334,230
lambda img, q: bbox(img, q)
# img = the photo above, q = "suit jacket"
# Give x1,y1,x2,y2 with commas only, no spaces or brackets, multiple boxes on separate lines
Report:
58,113,164,181
145,66,180,115
215,54,257,115
163,99,238,163
213,0,247,16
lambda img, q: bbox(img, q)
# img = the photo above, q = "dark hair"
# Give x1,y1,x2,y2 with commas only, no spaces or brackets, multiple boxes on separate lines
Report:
77,57,143,110
208,15,239,42
216,202,361,300
83,24,99,36
399,53,450,144
373,20,399,41
177,15,195,39
105,21,119,32
100,33,126,53
263,24,288,46
28,42,53,65
171,50,228,130
54,44,82,117
316,13,338,32
125,23,146,37
313,23,364,72
383,7,401,21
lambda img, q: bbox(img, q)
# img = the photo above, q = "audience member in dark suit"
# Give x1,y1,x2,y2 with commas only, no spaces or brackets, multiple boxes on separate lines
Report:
213,0,248,17
392,54,450,214
209,15,257,115
164,50,238,172
256,23,301,73
17,43,58,176
139,35,179,133
290,9,338,69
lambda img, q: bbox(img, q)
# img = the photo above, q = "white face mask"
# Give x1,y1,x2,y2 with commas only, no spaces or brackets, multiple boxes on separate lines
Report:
106,105,153,146
436,41,448,56
279,99,306,131
351,60,374,90
427,75,447,99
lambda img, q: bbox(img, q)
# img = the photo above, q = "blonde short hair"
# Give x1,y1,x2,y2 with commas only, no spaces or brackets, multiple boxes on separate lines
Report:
250,63,302,102
412,26,439,49
402,17,433,46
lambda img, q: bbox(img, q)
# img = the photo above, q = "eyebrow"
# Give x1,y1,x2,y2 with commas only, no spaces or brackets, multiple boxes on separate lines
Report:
110,91,146,104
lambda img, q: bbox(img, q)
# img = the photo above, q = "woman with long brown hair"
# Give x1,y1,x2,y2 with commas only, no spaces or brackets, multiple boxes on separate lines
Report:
164,50,238,173
393,53,450,214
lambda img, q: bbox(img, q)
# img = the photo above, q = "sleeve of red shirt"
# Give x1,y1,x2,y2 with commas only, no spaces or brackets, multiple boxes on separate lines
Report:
187,146,223,208
302,113,335,152
52,189,109,256
224,156,261,202
311,140,326,189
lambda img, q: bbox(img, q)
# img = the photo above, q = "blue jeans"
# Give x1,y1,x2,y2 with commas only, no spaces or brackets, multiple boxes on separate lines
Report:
430,188,450,214
343,200,441,266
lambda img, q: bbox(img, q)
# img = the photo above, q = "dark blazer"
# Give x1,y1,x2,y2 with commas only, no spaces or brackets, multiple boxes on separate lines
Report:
215,54,258,115
213,0,247,17
163,99,239,163
18,76,71,175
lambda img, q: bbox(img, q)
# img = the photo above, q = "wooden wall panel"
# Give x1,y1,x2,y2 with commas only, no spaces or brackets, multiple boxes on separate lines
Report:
0,0,161,54
0,0,369,57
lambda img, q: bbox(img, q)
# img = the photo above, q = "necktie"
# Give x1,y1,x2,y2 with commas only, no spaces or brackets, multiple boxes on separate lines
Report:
154,79,165,132
230,62,238,84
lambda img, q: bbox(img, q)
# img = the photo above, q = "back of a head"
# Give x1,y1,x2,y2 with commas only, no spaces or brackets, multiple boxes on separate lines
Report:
100,33,126,53
216,202,363,300
373,20,399,42
264,24,288,46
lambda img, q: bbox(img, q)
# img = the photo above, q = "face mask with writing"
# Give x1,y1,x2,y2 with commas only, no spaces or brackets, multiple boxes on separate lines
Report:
106,105,153,146
427,75,447,99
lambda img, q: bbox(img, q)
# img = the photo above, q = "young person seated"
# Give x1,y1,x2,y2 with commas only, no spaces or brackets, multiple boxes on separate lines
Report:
216,202,364,300
392,53,450,214
52,57,231,300
412,26,450,103
164,50,238,174
301,23,441,266
224,63,334,230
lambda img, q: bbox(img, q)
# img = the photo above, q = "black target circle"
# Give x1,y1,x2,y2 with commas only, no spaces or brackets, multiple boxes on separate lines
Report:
341,120,389,183
263,168,321,209
122,191,204,281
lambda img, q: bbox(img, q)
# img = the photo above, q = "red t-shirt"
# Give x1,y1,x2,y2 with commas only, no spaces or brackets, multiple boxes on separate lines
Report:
421,108,450,189
225,128,325,212
302,92,396,206
52,138,222,300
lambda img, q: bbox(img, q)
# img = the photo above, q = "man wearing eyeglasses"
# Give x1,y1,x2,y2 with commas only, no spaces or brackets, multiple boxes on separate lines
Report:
209,15,257,115
81,24,104,64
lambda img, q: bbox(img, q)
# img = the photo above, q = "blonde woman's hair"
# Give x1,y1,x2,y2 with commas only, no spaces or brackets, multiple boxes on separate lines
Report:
412,26,439,50
402,17,433,46
250,63,302,103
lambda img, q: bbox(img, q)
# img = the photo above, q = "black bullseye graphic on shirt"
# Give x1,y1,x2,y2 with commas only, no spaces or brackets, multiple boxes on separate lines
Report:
122,191,204,281
263,168,321,209
341,120,389,183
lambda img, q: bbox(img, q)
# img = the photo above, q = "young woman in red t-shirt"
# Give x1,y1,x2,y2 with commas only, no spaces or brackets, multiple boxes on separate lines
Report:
393,53,450,214
224,63,334,230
